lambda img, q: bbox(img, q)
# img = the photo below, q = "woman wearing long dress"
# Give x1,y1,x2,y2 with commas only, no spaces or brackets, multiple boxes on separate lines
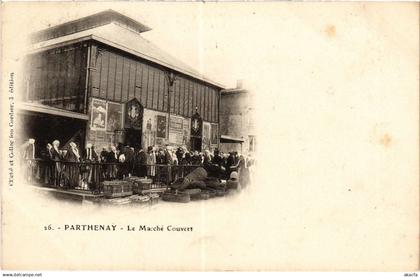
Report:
146,146,156,180
134,148,148,177
64,142,81,189
50,140,62,187
40,143,54,186
82,143,100,191
238,155,250,188
106,146,118,180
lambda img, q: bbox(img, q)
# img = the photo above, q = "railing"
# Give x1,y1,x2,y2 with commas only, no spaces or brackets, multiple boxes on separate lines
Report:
21,159,206,193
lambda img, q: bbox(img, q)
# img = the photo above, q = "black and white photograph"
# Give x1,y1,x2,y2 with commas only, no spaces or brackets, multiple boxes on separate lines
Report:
14,6,255,205
0,2,418,274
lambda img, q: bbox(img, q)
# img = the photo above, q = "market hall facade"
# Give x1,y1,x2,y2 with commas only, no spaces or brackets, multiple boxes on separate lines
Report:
20,10,223,154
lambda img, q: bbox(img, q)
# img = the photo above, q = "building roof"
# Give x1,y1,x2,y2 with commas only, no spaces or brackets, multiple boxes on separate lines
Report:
221,88,249,95
31,9,151,43
30,10,226,89
20,102,89,121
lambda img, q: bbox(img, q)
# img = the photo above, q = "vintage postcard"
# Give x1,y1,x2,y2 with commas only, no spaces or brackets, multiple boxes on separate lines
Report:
1,2,418,272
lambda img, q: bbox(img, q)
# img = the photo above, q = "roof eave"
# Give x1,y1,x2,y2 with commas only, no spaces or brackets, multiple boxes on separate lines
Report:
31,9,152,44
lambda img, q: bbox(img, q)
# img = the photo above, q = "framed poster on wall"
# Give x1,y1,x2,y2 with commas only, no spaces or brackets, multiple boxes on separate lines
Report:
203,122,210,150
91,98,107,131
106,102,123,132
156,115,167,139
182,118,190,146
169,116,184,144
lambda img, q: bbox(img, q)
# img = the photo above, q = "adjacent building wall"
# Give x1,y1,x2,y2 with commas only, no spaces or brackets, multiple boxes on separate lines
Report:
219,86,256,156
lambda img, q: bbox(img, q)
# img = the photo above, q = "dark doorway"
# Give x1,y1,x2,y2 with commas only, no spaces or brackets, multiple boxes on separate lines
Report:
19,111,86,157
191,137,202,152
124,128,142,149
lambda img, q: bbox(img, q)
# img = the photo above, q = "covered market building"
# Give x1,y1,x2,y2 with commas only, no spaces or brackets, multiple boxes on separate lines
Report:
19,10,225,155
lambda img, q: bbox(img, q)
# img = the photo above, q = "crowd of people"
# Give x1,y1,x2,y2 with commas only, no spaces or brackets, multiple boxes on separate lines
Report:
21,138,255,192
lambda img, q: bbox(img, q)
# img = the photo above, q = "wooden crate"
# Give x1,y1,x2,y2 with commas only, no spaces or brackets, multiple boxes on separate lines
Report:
126,177,153,194
103,181,133,198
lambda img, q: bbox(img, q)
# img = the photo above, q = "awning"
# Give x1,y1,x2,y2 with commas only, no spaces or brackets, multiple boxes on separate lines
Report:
220,135,244,143
19,102,89,121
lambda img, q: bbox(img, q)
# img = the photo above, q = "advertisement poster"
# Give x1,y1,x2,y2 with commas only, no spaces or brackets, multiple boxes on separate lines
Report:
143,117,154,149
156,114,167,139
91,98,107,131
202,122,211,150
169,116,184,145
182,118,190,146
106,102,122,132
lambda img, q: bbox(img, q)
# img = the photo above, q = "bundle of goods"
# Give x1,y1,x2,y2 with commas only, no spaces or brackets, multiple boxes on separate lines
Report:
205,189,217,198
162,191,190,203
190,191,210,200
140,188,167,195
126,177,153,194
168,167,233,201
104,197,131,205
103,180,132,198
187,180,207,189
171,167,207,190
203,177,225,190
203,187,227,197
226,172,240,190
149,193,160,204
215,189,228,197
170,178,184,190
128,194,150,204
198,177,226,197
203,162,225,178
182,188,202,196
171,179,206,190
